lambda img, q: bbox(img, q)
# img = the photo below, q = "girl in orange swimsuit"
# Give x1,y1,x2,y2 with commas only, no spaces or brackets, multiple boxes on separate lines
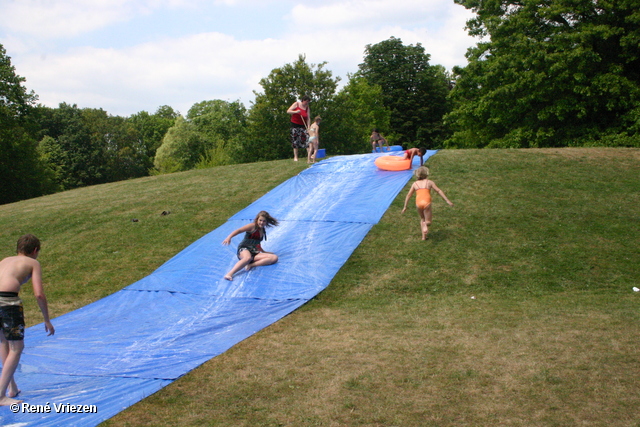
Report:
401,166,454,240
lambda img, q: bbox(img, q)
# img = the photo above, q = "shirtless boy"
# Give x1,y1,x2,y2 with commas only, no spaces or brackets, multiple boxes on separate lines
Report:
403,147,427,166
0,234,55,406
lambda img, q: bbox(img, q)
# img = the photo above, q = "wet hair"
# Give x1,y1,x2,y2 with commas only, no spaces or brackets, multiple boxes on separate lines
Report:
419,147,426,155
414,166,429,180
17,234,41,255
300,95,311,102
254,211,279,228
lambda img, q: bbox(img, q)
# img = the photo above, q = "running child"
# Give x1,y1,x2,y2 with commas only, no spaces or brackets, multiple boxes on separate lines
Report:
222,211,279,280
401,166,453,240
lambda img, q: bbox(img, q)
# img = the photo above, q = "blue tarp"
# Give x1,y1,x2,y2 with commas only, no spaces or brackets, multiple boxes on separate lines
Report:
1,151,436,426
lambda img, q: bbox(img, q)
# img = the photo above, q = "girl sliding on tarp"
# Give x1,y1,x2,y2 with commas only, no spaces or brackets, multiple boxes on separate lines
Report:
222,211,279,281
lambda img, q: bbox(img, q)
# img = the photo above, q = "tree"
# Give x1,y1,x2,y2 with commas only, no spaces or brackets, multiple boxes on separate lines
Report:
189,99,247,168
0,44,56,204
35,103,166,187
446,0,640,148
102,115,149,181
154,116,202,173
154,100,247,173
35,104,110,189
358,37,452,148
244,55,340,162
322,74,391,154
128,105,178,171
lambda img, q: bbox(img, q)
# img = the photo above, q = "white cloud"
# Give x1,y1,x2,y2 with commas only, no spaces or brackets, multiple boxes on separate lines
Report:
0,0,134,38
290,0,457,29
2,0,477,116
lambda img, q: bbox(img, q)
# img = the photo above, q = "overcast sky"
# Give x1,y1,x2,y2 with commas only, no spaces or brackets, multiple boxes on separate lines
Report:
0,0,477,117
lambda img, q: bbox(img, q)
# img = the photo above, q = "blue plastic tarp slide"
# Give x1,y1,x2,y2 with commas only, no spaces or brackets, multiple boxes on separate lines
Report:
1,151,436,426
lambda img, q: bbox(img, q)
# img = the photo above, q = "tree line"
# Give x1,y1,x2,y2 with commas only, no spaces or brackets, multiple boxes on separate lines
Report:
2,0,638,204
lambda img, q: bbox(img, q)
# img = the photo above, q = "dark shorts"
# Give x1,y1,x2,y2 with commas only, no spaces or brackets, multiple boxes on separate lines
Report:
0,303,25,341
237,245,263,260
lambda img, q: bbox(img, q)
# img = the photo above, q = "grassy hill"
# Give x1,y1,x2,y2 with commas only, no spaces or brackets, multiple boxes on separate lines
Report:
2,148,639,426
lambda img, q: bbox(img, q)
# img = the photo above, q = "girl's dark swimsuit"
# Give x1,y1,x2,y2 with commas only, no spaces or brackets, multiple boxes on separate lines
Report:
237,228,266,259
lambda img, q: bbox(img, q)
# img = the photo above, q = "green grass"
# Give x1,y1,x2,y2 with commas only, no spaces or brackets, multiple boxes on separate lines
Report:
2,148,639,426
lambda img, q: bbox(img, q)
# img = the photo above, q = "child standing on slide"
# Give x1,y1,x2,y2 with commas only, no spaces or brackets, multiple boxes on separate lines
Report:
0,234,55,406
401,166,454,240
222,211,279,281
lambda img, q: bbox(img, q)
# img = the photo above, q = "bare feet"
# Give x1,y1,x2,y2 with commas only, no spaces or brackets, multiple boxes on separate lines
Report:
8,383,20,398
0,396,23,406
224,274,233,281
421,221,429,240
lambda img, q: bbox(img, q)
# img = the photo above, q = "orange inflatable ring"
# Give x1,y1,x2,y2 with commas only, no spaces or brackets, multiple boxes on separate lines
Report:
374,155,411,171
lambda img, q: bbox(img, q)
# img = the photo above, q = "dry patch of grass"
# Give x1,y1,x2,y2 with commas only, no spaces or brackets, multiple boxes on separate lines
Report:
109,293,640,426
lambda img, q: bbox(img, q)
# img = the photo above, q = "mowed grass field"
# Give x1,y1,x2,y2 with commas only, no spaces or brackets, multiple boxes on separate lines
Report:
1,148,639,426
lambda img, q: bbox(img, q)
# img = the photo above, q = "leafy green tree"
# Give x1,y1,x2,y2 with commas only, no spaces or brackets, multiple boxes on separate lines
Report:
322,74,391,154
35,104,110,189
35,103,165,187
37,136,65,185
154,100,247,172
102,115,149,181
154,116,202,173
128,105,178,171
244,55,340,162
358,37,452,148
0,44,57,204
446,0,640,148
189,100,247,168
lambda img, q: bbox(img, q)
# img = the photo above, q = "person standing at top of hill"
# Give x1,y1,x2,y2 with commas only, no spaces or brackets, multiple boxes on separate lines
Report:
287,95,311,162
0,234,55,406
307,116,321,164
401,166,454,240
